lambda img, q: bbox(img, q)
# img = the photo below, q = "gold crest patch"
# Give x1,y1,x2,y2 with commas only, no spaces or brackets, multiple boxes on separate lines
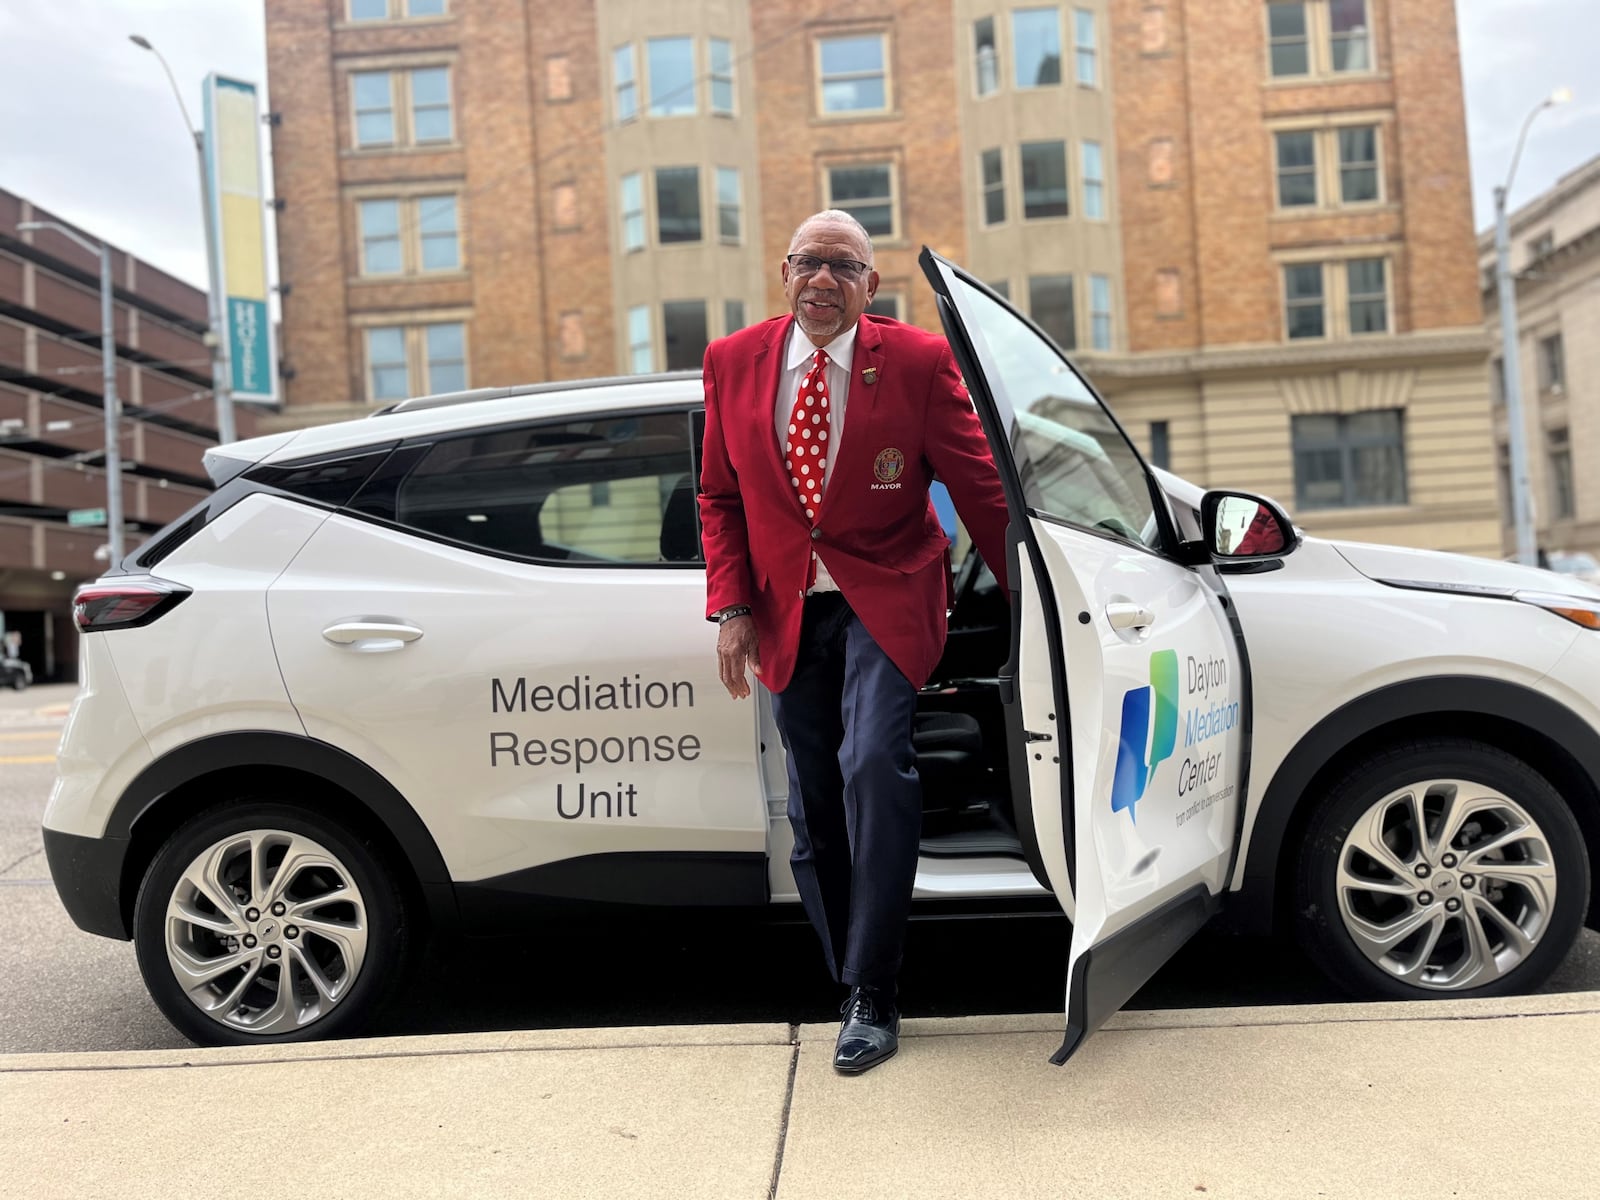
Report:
873,447,905,484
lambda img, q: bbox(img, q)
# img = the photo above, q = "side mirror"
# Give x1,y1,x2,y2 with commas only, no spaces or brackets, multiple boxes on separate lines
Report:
1200,491,1299,561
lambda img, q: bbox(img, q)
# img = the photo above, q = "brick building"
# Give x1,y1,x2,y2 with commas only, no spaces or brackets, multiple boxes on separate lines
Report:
0,189,251,682
265,0,1497,555
1479,153,1600,559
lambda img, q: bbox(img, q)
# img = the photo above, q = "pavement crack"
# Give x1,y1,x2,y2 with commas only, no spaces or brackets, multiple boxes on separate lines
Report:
0,847,43,877
767,1031,801,1200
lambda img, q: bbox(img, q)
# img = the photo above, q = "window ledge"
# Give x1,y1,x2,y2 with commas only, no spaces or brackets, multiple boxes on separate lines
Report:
348,271,471,286
1271,201,1399,221
342,143,461,158
809,109,904,127
1262,70,1391,89
334,15,458,31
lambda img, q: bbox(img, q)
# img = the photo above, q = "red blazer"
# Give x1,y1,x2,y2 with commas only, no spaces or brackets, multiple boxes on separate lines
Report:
699,314,1011,693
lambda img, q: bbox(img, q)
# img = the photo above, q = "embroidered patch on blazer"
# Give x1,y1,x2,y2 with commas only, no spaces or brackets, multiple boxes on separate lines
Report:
873,447,905,484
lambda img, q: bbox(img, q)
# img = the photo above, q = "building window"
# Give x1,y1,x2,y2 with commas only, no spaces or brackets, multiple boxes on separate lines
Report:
353,72,396,147
974,17,999,97
1347,258,1387,334
367,327,408,400
1275,131,1317,207
1029,274,1076,350
425,322,466,393
358,199,403,274
410,67,453,143
1013,8,1062,87
826,163,895,238
1284,263,1325,339
1267,2,1310,76
1292,410,1407,510
1074,9,1098,86
1329,0,1371,71
724,299,746,334
546,55,572,102
716,168,742,243
655,166,702,243
1490,357,1505,408
1090,274,1112,350
613,45,638,122
1338,126,1379,202
663,300,708,371
627,305,653,373
990,279,1011,301
866,294,902,319
1548,428,1574,519
710,38,735,114
357,194,460,276
349,0,447,19
1268,0,1373,78
1149,420,1170,470
818,33,888,114
1081,141,1105,218
648,37,697,117
1538,333,1565,392
1020,141,1069,219
981,148,1006,226
620,173,645,251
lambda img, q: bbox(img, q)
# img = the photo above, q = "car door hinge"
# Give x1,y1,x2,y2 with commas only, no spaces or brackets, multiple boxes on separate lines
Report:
1025,730,1053,743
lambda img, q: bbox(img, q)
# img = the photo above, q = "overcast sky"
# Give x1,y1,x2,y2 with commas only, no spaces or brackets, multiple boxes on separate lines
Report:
1,0,1594,290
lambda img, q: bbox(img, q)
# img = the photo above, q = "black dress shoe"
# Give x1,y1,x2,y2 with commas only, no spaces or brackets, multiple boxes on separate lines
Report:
834,985,900,1074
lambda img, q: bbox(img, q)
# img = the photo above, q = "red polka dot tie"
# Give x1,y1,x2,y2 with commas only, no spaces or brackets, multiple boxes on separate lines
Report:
785,348,831,587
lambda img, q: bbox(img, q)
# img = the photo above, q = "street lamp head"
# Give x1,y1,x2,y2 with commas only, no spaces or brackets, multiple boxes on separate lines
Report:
1549,87,1573,107
129,34,153,50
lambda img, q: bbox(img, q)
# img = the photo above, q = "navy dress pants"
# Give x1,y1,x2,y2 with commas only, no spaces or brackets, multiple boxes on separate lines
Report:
771,592,921,990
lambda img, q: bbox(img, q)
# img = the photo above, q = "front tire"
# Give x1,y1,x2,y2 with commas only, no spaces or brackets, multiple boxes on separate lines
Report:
133,802,408,1045
1294,739,1589,1000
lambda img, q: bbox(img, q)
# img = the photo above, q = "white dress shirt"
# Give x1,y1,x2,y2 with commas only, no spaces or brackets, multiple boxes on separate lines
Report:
775,320,856,593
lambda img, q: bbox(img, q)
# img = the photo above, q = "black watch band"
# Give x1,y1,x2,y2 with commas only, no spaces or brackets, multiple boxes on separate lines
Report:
714,605,753,624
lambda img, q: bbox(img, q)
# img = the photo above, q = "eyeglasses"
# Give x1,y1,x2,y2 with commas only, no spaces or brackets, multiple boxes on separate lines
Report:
786,254,871,283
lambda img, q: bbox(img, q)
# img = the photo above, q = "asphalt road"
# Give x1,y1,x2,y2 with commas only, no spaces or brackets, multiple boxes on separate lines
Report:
4,682,1598,1054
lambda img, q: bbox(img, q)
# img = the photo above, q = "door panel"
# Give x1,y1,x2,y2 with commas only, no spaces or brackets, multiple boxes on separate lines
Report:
920,248,1248,1062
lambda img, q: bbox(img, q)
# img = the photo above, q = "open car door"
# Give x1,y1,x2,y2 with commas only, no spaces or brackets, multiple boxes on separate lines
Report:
920,249,1251,1063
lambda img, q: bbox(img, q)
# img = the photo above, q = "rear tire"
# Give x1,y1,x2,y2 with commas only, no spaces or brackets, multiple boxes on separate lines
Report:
133,801,409,1046
1294,739,1589,1000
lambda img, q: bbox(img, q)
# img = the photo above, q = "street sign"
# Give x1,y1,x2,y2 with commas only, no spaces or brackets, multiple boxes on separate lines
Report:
67,508,107,528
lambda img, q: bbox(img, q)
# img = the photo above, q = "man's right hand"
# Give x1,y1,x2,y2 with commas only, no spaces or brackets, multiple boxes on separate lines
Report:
716,615,762,700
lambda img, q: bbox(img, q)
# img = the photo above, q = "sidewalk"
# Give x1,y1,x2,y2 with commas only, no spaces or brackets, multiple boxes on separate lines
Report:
3,992,1597,1200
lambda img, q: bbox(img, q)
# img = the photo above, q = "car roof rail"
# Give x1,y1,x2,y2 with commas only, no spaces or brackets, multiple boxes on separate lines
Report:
368,371,702,417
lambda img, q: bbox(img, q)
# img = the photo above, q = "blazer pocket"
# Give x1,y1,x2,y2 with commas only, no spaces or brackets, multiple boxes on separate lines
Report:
894,537,953,574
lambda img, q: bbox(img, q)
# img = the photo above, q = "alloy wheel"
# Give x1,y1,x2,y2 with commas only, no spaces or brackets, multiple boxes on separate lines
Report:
164,829,370,1034
1334,778,1558,991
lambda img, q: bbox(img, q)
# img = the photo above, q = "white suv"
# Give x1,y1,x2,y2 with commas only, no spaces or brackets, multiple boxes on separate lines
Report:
44,254,1600,1054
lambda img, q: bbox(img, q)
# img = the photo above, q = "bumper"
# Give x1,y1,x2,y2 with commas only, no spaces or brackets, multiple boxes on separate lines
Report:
42,826,132,940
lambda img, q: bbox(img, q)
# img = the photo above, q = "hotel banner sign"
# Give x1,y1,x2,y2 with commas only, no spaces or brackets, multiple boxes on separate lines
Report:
203,74,277,405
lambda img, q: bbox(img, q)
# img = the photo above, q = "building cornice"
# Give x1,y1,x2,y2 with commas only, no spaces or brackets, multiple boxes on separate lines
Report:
1074,328,1490,383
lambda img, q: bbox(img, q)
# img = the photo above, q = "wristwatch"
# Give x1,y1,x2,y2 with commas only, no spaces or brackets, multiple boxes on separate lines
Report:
713,605,753,624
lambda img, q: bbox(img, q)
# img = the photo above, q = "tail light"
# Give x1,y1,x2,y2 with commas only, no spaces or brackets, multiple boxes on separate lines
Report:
72,580,191,632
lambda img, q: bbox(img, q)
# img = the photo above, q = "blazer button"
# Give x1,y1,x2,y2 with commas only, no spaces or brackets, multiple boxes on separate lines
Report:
810,528,822,540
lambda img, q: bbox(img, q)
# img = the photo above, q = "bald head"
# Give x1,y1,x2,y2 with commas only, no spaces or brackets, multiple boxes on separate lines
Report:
782,209,881,347
788,210,875,264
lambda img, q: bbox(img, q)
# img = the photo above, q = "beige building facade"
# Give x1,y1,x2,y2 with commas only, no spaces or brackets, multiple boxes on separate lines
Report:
265,0,1499,555
1480,153,1600,558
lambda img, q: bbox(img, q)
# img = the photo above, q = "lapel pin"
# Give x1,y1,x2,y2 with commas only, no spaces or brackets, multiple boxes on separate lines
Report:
862,367,879,385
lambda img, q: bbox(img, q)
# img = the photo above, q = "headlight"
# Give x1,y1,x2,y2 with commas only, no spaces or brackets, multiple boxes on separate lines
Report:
1515,590,1600,630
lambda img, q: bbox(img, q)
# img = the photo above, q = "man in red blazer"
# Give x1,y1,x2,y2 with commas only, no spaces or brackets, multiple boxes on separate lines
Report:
699,210,1010,1074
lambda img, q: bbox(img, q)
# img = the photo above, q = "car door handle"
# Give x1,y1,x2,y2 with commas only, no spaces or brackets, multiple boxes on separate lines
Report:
1105,603,1156,631
322,620,424,653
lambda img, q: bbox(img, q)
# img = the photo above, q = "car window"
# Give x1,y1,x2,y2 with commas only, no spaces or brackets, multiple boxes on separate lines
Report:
393,412,701,565
949,275,1160,550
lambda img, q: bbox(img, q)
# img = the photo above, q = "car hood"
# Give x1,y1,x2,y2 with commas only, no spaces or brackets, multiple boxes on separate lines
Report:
1332,540,1600,599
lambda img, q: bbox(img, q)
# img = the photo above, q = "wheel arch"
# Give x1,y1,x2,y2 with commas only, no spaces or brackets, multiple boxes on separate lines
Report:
111,732,458,940
1230,677,1600,936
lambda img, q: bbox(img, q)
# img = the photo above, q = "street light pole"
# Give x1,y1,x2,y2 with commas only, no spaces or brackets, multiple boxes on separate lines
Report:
1494,87,1572,567
16,222,125,564
130,33,237,446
